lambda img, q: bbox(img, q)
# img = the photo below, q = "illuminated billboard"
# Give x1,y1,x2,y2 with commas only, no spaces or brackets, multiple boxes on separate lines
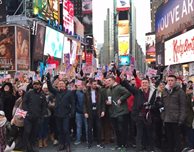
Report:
63,0,74,35
116,0,130,11
145,33,156,63
33,0,60,23
118,36,129,56
118,20,129,36
155,0,194,42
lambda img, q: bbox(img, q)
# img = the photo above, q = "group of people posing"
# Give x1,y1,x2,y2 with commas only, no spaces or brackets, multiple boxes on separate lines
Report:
0,69,194,152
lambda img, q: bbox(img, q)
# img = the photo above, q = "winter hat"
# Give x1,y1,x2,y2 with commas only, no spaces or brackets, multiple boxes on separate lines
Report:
0,110,5,116
42,83,48,89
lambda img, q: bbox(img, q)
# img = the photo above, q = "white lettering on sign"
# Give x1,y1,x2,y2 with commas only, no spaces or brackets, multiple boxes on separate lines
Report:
157,0,194,33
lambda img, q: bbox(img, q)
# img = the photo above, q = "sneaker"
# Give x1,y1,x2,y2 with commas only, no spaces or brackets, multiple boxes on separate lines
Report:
53,140,58,145
97,144,105,148
111,146,121,151
74,141,81,145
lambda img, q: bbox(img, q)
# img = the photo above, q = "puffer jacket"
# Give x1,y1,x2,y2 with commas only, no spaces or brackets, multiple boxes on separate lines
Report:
47,80,75,118
162,85,186,124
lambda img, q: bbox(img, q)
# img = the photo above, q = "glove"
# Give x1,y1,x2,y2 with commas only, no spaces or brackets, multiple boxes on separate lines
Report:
133,69,137,78
46,72,51,81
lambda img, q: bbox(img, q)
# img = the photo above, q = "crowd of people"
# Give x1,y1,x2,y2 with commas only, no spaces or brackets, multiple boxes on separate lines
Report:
0,67,194,152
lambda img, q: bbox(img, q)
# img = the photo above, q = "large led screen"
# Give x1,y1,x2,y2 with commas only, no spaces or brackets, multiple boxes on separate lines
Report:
44,27,64,59
33,0,60,23
119,55,130,66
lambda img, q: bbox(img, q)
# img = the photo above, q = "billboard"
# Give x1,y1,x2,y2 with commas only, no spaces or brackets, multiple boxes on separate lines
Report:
16,27,30,71
44,26,64,59
82,0,92,14
63,0,74,35
145,34,156,63
0,0,6,23
116,0,130,11
33,0,60,23
156,42,164,66
165,28,194,65
118,36,129,56
155,0,194,42
119,55,130,66
74,17,84,37
118,20,129,35
0,26,15,70
33,23,46,62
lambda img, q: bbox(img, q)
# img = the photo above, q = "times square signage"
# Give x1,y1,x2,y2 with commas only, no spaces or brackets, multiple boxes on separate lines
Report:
165,28,194,65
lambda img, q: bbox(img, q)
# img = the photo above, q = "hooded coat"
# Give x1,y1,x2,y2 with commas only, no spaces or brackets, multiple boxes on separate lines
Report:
0,83,16,121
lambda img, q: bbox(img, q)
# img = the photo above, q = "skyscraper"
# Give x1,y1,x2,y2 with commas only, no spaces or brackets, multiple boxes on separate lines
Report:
150,0,164,32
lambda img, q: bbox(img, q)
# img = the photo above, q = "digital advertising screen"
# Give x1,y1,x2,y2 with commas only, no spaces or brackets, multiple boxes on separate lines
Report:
44,26,64,59
119,55,130,66
145,33,156,63
118,36,129,56
33,0,60,23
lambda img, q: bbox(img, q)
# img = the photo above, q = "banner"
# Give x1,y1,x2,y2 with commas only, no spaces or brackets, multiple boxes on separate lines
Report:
118,36,129,56
165,28,194,65
155,0,194,42
16,26,30,71
0,26,15,70
33,24,46,62
145,33,156,63
0,0,6,23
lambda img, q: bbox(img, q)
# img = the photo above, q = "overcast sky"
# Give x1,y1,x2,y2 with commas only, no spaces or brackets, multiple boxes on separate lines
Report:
93,0,151,53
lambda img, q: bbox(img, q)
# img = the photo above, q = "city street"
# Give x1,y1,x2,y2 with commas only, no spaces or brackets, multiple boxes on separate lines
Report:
39,143,136,152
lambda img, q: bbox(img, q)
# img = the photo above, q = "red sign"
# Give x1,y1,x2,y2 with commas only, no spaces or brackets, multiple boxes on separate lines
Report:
63,0,74,35
85,53,93,65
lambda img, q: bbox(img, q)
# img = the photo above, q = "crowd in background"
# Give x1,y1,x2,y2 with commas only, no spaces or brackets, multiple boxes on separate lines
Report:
0,66,194,152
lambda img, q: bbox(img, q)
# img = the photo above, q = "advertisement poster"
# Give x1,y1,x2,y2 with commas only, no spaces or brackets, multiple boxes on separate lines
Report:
70,40,77,64
116,0,130,11
155,0,194,42
119,55,130,66
33,23,46,62
0,0,6,23
16,26,30,71
0,26,15,70
63,0,74,35
82,13,93,34
85,53,93,66
145,33,156,63
82,0,92,14
64,53,70,71
118,20,129,35
33,0,60,23
118,36,129,56
165,28,194,65
44,26,64,59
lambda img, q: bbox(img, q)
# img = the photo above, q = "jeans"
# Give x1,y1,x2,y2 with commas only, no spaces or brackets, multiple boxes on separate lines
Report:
111,114,129,147
75,112,88,142
56,117,70,146
38,117,49,139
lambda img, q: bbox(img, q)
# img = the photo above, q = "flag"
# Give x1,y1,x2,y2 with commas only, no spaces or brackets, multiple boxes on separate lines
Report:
15,108,27,118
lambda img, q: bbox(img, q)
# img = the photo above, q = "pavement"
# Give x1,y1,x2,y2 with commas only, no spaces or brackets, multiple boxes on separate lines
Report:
38,143,136,152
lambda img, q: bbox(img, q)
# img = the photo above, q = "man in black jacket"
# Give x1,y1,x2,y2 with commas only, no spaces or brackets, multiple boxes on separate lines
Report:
46,73,75,152
23,80,47,152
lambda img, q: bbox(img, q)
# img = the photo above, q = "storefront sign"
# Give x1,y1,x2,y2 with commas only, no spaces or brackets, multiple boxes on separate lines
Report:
165,28,194,65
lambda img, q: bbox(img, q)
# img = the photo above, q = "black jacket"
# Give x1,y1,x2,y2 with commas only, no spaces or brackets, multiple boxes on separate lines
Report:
121,80,157,121
23,90,47,119
47,80,75,118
